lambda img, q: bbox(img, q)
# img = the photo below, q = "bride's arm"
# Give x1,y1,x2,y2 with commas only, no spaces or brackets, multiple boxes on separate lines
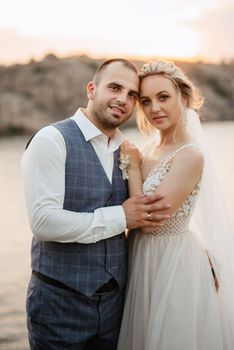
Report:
120,141,171,233
133,147,203,235
120,141,143,197
154,147,204,217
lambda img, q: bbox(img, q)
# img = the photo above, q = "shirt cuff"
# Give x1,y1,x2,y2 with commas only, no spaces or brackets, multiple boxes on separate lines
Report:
91,205,127,243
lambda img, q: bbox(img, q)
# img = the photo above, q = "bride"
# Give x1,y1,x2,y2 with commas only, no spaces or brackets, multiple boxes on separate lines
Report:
117,61,234,350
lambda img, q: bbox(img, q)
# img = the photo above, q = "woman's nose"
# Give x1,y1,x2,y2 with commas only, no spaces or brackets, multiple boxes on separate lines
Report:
152,100,161,112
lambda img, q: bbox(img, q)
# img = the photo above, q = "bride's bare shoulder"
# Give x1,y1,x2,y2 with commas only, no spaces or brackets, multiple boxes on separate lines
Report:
173,146,204,174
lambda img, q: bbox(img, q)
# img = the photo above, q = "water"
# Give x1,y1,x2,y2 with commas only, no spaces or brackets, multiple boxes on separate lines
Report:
0,122,234,350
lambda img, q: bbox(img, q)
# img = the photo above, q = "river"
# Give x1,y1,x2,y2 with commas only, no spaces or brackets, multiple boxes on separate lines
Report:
0,122,233,349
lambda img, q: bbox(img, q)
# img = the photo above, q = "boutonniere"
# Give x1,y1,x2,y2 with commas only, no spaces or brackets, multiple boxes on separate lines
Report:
119,154,131,180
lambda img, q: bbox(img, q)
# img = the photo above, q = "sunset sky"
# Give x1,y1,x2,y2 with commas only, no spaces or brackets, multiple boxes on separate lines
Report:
0,0,233,65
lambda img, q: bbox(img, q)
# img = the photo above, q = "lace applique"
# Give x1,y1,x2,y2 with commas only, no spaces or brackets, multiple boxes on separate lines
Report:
142,144,202,236
175,183,200,218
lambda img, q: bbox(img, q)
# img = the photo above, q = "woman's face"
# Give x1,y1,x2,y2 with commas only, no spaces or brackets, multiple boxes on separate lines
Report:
139,74,185,131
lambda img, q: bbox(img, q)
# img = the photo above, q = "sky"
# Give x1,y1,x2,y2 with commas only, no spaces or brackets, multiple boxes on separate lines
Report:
0,0,233,65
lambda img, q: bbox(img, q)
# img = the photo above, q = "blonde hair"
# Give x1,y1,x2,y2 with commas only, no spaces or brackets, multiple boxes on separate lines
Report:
137,61,203,133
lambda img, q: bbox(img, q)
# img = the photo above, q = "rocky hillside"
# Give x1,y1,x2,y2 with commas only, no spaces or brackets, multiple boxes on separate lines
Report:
0,54,234,135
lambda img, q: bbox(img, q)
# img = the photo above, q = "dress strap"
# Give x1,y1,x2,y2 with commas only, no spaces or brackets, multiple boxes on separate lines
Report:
163,143,200,163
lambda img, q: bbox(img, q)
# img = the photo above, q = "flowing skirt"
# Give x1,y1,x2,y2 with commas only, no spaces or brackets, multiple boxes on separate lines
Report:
117,230,223,350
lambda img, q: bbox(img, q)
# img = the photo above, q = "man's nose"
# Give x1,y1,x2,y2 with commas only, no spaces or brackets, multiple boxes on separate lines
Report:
116,93,127,104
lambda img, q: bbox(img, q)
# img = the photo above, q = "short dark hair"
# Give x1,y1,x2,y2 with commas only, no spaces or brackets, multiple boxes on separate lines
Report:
93,58,138,85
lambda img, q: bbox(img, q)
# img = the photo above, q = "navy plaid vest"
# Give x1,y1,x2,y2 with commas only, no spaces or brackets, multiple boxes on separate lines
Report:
31,118,128,296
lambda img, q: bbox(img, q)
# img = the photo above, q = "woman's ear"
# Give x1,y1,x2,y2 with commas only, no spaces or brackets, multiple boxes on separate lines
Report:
182,95,189,108
87,82,95,100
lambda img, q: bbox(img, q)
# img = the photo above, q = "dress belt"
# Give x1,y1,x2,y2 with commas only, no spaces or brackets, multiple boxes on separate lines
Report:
32,271,117,295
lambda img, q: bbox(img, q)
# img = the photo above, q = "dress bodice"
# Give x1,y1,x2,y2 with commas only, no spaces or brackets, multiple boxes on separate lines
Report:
142,144,201,236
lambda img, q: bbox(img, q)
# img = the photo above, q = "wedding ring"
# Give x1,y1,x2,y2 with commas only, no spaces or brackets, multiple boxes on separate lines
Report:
147,212,152,221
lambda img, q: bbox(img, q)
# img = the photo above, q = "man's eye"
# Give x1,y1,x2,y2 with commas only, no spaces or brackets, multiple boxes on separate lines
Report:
129,93,138,100
110,85,118,91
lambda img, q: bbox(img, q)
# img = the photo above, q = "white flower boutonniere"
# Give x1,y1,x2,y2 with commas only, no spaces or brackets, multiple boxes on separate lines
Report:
119,154,131,180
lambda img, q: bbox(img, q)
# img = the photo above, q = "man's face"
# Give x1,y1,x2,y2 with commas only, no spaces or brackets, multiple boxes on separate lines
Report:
87,62,139,134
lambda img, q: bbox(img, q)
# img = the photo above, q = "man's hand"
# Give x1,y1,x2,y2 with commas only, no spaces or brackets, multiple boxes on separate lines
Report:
122,194,171,230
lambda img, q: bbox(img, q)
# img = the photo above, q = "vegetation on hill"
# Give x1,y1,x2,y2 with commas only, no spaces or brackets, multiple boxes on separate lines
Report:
0,54,233,135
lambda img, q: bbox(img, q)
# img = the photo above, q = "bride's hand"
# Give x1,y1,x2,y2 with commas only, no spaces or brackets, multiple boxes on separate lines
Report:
212,270,220,293
120,140,142,169
206,251,220,293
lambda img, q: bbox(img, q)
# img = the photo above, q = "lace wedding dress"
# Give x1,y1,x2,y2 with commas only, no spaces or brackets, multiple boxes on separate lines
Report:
117,144,223,350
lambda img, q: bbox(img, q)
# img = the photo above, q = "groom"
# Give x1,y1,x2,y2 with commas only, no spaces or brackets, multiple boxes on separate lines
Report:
22,58,169,350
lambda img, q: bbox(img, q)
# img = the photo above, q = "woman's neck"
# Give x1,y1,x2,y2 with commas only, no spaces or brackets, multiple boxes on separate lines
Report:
158,126,192,148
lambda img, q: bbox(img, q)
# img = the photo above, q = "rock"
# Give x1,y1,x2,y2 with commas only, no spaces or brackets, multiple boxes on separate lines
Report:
0,55,234,135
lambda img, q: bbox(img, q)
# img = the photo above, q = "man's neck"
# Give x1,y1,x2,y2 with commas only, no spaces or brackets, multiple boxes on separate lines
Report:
81,107,117,139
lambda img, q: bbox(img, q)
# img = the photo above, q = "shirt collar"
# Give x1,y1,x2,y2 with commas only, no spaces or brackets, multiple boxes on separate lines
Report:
71,108,126,148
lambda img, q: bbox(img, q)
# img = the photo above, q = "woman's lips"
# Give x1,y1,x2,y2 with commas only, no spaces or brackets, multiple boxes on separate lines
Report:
152,115,166,121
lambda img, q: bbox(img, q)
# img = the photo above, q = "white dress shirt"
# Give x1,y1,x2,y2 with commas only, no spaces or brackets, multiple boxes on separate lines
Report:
21,108,127,244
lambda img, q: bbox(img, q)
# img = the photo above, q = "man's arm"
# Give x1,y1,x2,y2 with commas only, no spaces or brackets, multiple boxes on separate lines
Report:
22,127,170,243
21,127,127,244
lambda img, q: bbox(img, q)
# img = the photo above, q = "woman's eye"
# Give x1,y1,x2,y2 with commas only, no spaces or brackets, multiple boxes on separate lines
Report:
159,95,169,101
141,99,150,106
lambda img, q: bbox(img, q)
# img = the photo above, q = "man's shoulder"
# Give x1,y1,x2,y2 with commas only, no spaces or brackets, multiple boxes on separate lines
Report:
25,124,65,151
34,124,62,139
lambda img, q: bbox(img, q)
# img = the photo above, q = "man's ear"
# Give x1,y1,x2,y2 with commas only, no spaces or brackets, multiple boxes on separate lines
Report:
87,82,95,100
